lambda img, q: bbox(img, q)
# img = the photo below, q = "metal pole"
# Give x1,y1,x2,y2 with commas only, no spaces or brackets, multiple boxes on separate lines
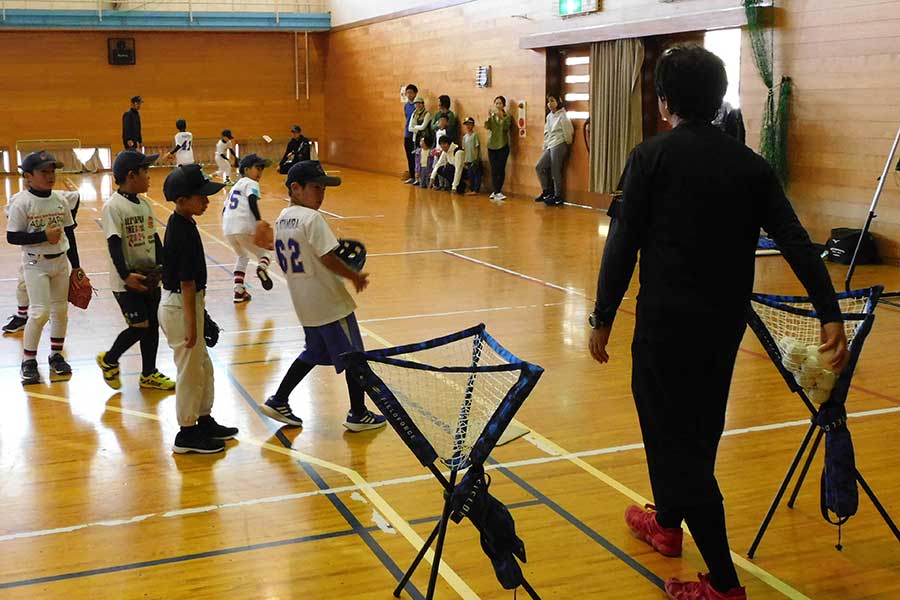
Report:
275,0,279,24
189,0,193,23
294,31,299,101
845,125,900,292
97,0,102,22
305,31,310,101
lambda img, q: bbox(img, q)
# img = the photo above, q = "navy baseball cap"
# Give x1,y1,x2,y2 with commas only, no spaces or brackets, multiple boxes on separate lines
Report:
113,150,159,182
20,150,64,173
239,153,272,172
131,95,143,103
221,129,234,139
163,164,225,202
285,161,341,188
290,124,301,133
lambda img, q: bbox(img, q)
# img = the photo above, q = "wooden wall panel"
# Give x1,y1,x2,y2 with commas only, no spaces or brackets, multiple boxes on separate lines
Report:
0,31,327,164
740,1,900,262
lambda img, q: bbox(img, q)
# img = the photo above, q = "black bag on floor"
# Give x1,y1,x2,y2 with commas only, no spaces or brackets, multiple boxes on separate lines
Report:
825,228,878,265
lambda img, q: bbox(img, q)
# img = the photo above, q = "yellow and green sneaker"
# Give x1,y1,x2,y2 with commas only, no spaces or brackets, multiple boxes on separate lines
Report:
140,371,175,391
96,352,121,390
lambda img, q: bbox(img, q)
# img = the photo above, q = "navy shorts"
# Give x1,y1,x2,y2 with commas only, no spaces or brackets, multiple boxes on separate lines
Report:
113,288,161,326
298,313,364,373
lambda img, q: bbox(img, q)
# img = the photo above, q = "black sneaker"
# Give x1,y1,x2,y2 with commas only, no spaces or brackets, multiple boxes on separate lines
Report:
173,426,226,454
48,353,72,381
544,195,564,206
534,191,550,203
2,315,27,334
261,396,303,427
197,415,239,440
257,266,274,291
21,359,40,385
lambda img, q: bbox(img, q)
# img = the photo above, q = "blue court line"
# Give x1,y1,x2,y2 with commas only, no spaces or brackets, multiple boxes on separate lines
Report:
488,458,665,590
214,355,427,600
0,499,542,591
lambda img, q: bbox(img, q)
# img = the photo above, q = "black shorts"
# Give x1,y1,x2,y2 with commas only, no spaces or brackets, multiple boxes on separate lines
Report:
113,287,161,326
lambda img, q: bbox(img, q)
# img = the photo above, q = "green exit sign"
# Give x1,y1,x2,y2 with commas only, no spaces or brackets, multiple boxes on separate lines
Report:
559,0,598,16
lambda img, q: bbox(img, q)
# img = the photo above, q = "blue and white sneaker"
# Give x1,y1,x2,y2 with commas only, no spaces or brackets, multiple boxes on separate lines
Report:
261,396,303,427
343,409,387,432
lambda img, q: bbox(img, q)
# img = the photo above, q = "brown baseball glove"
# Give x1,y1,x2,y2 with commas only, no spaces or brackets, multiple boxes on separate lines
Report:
68,267,93,309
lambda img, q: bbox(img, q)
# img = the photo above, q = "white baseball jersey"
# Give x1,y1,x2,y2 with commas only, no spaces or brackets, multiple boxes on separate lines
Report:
5,190,77,217
174,131,195,165
222,177,261,236
6,190,75,255
215,138,233,159
101,191,158,292
275,204,355,327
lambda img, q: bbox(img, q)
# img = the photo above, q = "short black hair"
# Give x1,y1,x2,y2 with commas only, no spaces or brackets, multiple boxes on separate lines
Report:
438,135,451,146
546,93,563,108
438,94,451,109
494,95,507,107
654,45,727,121
114,166,145,185
405,84,418,93
438,113,449,122
176,119,186,131
421,134,434,147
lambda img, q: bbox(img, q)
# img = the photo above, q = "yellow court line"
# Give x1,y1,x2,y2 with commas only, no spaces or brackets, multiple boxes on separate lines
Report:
139,193,479,600
360,324,811,599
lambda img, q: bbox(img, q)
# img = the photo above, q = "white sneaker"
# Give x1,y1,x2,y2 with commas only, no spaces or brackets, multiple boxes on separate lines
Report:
489,192,496,199
494,193,507,201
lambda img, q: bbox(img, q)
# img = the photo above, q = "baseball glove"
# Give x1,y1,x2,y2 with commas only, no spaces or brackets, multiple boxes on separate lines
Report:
126,265,163,293
68,267,93,309
203,310,221,347
254,220,275,251
336,239,367,272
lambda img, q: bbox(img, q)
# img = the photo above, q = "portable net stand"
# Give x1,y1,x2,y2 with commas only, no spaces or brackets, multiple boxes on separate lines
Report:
746,286,900,558
343,324,544,600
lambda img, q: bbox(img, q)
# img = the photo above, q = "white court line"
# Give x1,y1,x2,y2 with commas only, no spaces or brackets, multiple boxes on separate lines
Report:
369,245,498,257
444,250,593,299
221,302,564,335
6,403,899,544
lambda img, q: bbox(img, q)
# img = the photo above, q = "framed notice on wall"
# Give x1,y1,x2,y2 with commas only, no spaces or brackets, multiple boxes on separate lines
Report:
108,38,136,65
558,0,598,17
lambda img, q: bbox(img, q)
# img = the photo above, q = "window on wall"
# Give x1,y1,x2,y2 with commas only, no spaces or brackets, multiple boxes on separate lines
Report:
563,50,590,120
704,28,742,108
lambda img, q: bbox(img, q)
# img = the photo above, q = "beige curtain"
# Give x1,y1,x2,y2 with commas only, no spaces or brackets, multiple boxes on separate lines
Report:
589,38,644,194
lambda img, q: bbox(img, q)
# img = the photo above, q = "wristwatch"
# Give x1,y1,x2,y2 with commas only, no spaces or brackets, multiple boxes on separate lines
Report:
588,312,611,329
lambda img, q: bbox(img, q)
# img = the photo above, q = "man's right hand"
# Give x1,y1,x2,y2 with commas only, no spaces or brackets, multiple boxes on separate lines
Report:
819,321,849,372
124,272,148,292
45,226,63,245
352,272,369,293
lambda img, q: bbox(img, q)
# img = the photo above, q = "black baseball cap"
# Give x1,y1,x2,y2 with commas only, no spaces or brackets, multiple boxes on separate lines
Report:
131,95,143,103
113,150,159,182
285,161,341,188
221,129,234,139
20,150,64,173
163,164,225,202
239,153,272,172
290,124,301,133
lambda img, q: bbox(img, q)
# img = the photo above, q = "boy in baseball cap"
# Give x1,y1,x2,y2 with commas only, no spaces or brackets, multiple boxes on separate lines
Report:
158,165,236,453
223,153,275,302
260,161,385,432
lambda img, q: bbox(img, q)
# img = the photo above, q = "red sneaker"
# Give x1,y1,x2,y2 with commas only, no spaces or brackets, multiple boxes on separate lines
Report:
624,504,683,557
665,573,746,600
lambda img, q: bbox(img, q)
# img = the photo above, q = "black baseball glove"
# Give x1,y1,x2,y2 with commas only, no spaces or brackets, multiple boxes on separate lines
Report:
335,239,367,272
203,310,221,347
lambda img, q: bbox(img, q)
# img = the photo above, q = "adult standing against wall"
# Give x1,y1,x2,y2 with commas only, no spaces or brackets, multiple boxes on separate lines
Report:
431,95,459,144
588,45,847,600
484,95,513,201
534,94,573,206
402,84,419,183
278,125,312,174
122,96,143,151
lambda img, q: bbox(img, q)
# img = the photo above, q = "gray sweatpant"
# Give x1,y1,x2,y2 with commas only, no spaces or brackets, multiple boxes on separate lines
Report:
535,143,569,197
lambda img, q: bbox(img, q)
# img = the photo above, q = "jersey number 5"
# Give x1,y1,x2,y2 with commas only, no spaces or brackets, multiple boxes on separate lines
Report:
226,189,241,210
275,239,304,273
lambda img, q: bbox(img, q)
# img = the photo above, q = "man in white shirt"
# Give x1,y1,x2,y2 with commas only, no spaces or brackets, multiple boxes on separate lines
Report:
430,135,466,194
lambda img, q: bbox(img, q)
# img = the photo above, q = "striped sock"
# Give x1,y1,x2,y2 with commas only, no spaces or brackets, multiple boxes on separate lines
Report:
50,337,64,353
24,349,37,359
234,271,245,285
258,257,270,270
17,306,28,318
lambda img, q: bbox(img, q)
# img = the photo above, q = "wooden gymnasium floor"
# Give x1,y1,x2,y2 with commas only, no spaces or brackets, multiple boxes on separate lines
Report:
1,166,899,600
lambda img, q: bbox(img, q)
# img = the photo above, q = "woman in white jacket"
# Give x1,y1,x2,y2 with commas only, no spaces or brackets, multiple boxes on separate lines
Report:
535,94,574,206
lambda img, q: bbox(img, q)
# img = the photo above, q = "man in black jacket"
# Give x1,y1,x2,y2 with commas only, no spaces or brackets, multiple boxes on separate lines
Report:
278,125,311,174
589,46,848,600
122,96,143,150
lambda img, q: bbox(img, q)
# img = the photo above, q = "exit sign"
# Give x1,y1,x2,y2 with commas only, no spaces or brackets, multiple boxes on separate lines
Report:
559,0,598,16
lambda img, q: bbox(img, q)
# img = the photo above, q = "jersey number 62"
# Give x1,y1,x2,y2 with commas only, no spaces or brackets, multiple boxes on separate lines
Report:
275,239,304,273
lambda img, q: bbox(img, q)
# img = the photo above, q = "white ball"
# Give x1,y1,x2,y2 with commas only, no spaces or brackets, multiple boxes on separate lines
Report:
797,372,817,389
786,341,807,364
818,347,840,372
808,388,831,405
816,369,837,391
801,355,822,378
